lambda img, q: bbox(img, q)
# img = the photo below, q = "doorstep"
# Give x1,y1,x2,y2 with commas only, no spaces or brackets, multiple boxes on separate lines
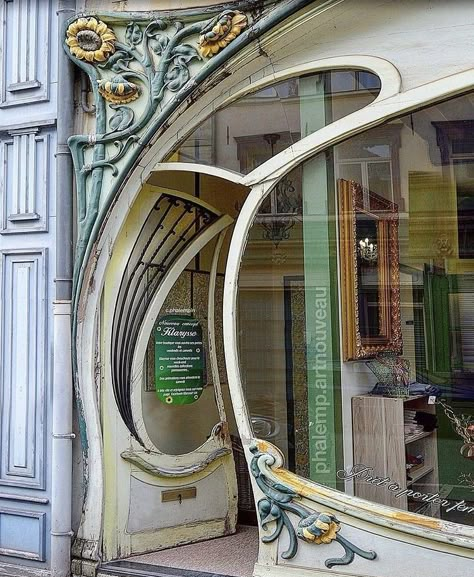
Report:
99,560,233,577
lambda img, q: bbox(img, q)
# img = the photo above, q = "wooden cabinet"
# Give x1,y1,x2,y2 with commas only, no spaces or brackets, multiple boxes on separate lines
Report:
352,395,439,515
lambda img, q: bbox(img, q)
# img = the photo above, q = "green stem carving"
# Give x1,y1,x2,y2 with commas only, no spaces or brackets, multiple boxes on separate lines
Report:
65,16,210,294
250,444,377,569
63,0,317,465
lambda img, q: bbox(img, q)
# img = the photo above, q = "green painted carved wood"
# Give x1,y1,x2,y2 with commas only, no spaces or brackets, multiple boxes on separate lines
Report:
250,443,378,568
65,8,248,294
62,0,317,319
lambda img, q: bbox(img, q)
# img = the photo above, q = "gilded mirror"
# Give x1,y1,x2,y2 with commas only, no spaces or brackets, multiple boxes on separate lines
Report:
338,179,402,360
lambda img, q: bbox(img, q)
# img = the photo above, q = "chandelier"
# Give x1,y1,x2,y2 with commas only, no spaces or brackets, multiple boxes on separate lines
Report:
259,214,297,245
256,177,301,247
358,237,378,264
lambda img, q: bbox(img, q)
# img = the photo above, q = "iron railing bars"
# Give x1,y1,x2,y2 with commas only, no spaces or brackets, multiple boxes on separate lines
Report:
110,194,219,440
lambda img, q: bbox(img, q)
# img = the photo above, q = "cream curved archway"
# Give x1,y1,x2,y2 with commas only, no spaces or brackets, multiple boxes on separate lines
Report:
73,164,245,560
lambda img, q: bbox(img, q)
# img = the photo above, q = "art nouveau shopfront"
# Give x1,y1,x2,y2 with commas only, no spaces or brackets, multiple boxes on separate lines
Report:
65,2,473,577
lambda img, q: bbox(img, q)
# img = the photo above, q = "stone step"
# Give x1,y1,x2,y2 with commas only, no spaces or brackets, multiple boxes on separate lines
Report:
98,560,232,577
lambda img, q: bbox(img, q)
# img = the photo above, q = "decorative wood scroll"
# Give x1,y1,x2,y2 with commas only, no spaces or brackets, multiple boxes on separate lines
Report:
251,442,377,568
338,179,402,361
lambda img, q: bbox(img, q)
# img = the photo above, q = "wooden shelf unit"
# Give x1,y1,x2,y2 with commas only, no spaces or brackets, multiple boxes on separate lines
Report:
352,395,439,514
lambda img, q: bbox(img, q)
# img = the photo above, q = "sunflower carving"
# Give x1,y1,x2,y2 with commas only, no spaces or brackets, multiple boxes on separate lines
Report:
66,17,116,63
199,10,248,58
97,76,139,104
297,513,341,545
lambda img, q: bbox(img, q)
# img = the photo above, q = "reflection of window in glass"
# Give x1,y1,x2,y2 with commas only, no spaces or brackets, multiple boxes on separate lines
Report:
255,168,302,246
170,116,215,165
338,160,393,201
170,69,381,174
433,121,474,259
454,161,474,259
330,70,381,93
335,126,401,207
252,79,298,99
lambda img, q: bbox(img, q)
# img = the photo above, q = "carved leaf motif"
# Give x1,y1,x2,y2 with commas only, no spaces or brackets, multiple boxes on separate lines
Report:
146,19,168,36
104,50,134,73
164,64,190,92
149,34,170,55
109,105,135,131
126,22,143,46
172,44,201,65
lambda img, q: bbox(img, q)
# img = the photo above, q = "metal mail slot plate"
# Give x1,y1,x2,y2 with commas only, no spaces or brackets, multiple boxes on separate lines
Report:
161,487,197,502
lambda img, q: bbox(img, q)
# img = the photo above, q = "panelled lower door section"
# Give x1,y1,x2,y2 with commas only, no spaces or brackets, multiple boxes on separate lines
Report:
0,249,48,564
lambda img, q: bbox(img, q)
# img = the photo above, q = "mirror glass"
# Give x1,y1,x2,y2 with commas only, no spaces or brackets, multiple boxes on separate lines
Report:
356,214,380,339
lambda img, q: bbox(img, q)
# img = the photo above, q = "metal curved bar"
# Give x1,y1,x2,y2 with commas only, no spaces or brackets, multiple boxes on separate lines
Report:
110,191,222,442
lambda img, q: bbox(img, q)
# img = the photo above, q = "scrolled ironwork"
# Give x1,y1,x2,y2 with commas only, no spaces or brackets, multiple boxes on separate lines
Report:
111,193,218,441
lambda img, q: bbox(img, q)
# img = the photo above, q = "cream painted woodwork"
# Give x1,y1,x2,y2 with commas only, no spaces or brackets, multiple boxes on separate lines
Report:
70,2,474,576
72,164,245,569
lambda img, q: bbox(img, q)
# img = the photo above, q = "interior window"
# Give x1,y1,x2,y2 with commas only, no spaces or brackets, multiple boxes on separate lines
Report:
237,93,474,527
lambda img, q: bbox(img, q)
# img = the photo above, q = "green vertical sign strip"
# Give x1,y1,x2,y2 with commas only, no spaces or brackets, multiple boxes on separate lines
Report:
300,75,339,487
155,315,205,405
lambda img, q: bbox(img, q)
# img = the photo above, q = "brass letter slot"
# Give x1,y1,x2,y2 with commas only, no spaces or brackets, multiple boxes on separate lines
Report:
161,487,197,503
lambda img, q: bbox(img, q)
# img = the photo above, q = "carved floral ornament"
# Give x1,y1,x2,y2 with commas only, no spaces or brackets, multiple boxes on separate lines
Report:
97,77,139,104
198,10,248,57
64,11,249,106
63,9,252,293
251,443,377,568
66,17,116,63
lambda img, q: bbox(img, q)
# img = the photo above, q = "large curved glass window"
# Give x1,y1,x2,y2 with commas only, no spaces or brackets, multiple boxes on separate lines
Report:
169,70,381,174
238,92,474,527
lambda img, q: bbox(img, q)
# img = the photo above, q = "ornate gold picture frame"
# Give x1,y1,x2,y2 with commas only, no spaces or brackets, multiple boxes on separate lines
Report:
338,179,402,361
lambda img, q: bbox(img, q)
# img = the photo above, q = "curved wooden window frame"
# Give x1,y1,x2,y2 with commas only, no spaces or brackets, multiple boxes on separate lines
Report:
221,67,474,551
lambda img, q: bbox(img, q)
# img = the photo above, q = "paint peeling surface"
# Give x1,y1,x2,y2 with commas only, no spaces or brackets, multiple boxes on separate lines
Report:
255,440,474,545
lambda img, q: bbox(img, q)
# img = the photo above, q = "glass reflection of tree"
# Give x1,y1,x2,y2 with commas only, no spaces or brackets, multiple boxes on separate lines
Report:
356,215,380,338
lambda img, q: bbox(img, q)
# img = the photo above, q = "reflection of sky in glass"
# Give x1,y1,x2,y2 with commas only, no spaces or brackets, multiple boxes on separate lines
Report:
363,144,390,158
